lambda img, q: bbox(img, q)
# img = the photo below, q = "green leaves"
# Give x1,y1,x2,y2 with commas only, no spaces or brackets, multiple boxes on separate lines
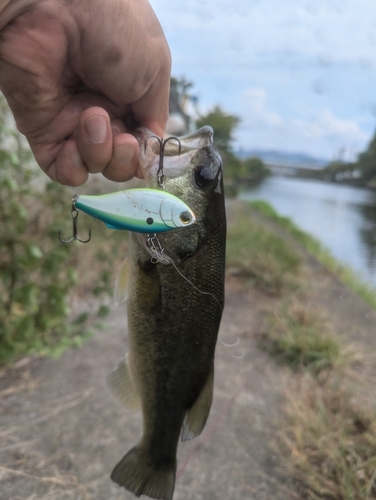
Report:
196,105,240,152
0,96,122,365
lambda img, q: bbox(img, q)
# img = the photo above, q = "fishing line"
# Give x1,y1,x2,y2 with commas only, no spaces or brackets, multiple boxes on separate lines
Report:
168,258,223,313
146,233,223,312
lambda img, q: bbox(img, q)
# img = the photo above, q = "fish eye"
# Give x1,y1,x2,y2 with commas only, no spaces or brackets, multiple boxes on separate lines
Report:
146,217,154,225
179,211,192,225
194,166,215,189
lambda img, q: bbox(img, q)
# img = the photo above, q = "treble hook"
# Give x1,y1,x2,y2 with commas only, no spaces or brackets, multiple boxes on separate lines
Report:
145,136,181,188
59,195,91,244
147,233,165,263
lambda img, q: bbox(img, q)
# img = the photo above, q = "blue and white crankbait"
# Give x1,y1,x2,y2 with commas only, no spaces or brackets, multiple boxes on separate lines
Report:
74,188,196,233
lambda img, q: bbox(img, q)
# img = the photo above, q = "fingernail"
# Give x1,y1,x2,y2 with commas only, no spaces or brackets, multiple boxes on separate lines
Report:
111,125,121,137
114,144,136,166
69,147,84,168
85,116,108,143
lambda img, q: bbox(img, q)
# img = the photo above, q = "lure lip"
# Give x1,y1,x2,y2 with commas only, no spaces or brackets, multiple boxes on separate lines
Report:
73,188,196,233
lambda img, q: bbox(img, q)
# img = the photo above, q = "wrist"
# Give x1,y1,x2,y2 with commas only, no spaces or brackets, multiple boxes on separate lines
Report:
0,0,41,29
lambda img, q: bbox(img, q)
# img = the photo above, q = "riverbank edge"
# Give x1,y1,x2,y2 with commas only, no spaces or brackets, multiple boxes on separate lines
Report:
248,199,376,311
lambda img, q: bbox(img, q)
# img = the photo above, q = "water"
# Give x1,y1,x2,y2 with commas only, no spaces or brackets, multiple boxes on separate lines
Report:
239,176,376,286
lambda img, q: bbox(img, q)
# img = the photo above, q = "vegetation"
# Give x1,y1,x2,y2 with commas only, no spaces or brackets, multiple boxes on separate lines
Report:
317,128,376,188
281,375,376,499
227,199,376,499
226,204,301,295
357,131,376,187
196,105,240,151
170,78,270,183
0,97,126,364
249,199,376,311
260,303,348,375
240,157,270,181
226,201,350,375
195,105,269,183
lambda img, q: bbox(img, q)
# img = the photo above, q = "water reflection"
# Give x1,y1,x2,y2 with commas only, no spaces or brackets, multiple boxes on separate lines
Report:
357,203,376,276
239,177,376,285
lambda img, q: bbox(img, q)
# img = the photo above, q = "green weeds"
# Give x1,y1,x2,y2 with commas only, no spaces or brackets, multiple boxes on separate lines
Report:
259,303,350,375
0,97,127,364
249,199,376,310
280,375,376,499
228,200,376,499
226,205,301,295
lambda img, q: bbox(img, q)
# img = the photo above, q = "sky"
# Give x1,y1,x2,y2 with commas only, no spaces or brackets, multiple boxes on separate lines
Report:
150,0,376,161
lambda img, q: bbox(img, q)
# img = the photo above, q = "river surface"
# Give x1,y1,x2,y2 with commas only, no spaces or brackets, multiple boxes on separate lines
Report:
239,176,376,286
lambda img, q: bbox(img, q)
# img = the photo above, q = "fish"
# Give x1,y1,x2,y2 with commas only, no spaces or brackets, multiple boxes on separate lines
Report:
74,188,196,233
107,126,226,500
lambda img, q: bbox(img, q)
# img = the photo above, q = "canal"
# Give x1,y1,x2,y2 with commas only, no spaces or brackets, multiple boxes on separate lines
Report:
239,176,376,286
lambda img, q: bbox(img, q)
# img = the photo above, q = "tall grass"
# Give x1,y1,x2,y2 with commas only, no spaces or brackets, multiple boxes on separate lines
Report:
259,302,352,375
226,205,301,295
280,375,376,499
228,201,376,498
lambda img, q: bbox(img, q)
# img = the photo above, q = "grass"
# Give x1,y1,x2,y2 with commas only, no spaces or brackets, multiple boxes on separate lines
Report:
226,204,301,295
227,202,352,374
249,199,376,310
280,375,376,499
227,200,376,498
259,302,352,375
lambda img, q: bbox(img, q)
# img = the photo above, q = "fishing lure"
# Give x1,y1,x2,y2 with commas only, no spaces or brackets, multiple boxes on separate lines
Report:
70,188,195,235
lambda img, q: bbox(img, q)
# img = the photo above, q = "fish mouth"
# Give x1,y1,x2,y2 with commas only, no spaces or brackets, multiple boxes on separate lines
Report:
135,127,216,181
135,126,214,155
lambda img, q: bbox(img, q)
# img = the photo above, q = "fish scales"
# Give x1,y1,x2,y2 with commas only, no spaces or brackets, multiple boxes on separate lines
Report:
109,127,226,500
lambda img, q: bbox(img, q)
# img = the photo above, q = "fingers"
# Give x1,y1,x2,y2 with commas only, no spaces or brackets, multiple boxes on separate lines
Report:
44,107,140,186
103,124,139,182
131,61,171,139
50,139,89,186
77,109,112,173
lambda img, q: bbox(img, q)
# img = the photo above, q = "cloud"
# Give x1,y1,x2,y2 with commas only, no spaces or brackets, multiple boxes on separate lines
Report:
294,109,369,144
150,0,375,158
154,0,376,66
243,88,284,128
235,89,370,158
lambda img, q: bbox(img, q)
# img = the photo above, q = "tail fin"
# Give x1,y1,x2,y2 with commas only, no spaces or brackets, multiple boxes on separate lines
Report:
111,445,176,500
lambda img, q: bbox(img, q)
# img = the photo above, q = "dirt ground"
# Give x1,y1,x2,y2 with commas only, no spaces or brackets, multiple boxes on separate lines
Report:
1,207,376,500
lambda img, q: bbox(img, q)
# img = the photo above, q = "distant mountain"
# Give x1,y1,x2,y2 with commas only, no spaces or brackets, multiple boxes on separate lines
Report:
235,149,329,169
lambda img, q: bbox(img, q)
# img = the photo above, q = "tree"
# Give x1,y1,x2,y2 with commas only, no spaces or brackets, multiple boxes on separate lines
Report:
242,157,270,180
170,77,193,106
356,131,376,184
195,106,240,152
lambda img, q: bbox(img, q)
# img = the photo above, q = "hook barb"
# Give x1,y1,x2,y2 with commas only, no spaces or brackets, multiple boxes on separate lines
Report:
59,197,91,244
145,135,181,188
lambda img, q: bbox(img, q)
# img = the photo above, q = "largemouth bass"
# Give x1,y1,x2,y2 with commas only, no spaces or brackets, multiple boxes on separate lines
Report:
108,126,226,500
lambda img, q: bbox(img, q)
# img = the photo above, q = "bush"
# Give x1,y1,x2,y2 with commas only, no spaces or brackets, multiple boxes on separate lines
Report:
0,96,124,363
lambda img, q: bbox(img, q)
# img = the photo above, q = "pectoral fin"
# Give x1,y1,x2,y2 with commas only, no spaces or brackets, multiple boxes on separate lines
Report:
181,364,214,441
106,355,141,411
114,257,130,305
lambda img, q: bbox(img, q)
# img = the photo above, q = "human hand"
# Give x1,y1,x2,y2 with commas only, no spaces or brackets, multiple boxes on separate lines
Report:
0,0,171,185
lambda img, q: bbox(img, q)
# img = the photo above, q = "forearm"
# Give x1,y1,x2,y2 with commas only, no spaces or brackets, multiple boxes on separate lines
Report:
0,0,41,29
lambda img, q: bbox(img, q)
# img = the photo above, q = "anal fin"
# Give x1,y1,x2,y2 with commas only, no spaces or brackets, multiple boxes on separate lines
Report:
181,364,214,441
106,355,140,410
